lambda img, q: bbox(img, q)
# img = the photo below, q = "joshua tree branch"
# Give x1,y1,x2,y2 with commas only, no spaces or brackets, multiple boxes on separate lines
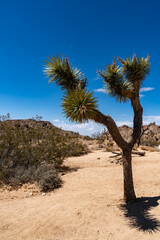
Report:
93,110,128,149
137,126,150,147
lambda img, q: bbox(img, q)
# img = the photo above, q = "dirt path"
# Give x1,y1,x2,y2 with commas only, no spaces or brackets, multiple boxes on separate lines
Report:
0,151,160,240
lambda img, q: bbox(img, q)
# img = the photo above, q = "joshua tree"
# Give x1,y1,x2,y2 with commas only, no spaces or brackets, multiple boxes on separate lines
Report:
44,54,150,203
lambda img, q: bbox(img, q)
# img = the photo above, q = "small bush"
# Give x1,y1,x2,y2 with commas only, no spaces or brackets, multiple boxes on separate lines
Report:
141,139,160,147
92,132,106,144
82,135,93,141
105,141,114,152
37,165,62,192
106,146,114,152
148,147,155,152
107,141,114,147
6,166,36,186
140,145,148,151
0,164,62,192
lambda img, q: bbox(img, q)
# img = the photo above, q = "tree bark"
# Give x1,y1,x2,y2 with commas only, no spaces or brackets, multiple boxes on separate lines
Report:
129,97,143,147
92,110,138,203
122,149,136,203
93,110,128,150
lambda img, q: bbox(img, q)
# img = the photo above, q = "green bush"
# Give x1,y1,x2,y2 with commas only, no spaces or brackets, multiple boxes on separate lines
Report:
0,164,62,192
105,141,114,152
106,146,114,152
0,120,88,189
36,165,62,192
141,139,160,147
92,131,106,144
3,166,37,186
107,141,114,147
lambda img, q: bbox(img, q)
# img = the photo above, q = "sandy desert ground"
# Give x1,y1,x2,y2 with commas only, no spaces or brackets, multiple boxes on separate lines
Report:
0,150,160,240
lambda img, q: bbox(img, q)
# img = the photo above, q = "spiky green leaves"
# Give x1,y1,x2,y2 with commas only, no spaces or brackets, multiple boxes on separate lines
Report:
118,55,150,86
44,55,98,123
62,90,98,123
97,59,133,103
44,56,87,92
98,54,150,102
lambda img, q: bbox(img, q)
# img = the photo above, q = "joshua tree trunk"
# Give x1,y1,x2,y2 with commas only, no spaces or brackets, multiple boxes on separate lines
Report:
93,110,141,203
122,149,136,203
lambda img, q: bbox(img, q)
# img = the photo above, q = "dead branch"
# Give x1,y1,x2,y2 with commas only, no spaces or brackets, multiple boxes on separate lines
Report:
109,150,145,158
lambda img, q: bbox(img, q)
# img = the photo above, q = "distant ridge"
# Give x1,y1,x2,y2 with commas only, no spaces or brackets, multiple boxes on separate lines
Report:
103,122,160,146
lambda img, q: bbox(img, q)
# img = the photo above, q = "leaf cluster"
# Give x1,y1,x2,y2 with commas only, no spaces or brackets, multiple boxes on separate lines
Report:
44,56,87,92
44,56,99,122
121,55,150,86
98,55,150,103
62,89,98,122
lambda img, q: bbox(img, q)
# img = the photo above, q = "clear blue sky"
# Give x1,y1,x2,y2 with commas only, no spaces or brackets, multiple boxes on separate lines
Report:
1,0,160,135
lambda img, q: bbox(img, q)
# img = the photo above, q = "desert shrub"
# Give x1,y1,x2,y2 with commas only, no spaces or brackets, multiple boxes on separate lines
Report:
92,132,105,144
68,142,89,156
97,138,105,145
107,141,114,147
0,113,10,122
0,120,88,188
0,164,62,192
36,165,62,192
106,146,114,152
142,140,159,147
32,114,43,121
105,141,114,152
148,147,155,152
0,121,89,167
140,136,160,147
82,135,93,141
3,166,37,186
140,145,148,151
91,132,101,139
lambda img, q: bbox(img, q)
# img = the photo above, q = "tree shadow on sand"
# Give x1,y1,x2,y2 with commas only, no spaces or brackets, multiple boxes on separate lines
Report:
120,196,160,233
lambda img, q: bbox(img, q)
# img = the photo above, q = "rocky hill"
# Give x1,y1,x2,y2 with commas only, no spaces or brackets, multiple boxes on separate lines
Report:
0,119,81,137
1,119,160,150
100,122,160,147
1,119,94,139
